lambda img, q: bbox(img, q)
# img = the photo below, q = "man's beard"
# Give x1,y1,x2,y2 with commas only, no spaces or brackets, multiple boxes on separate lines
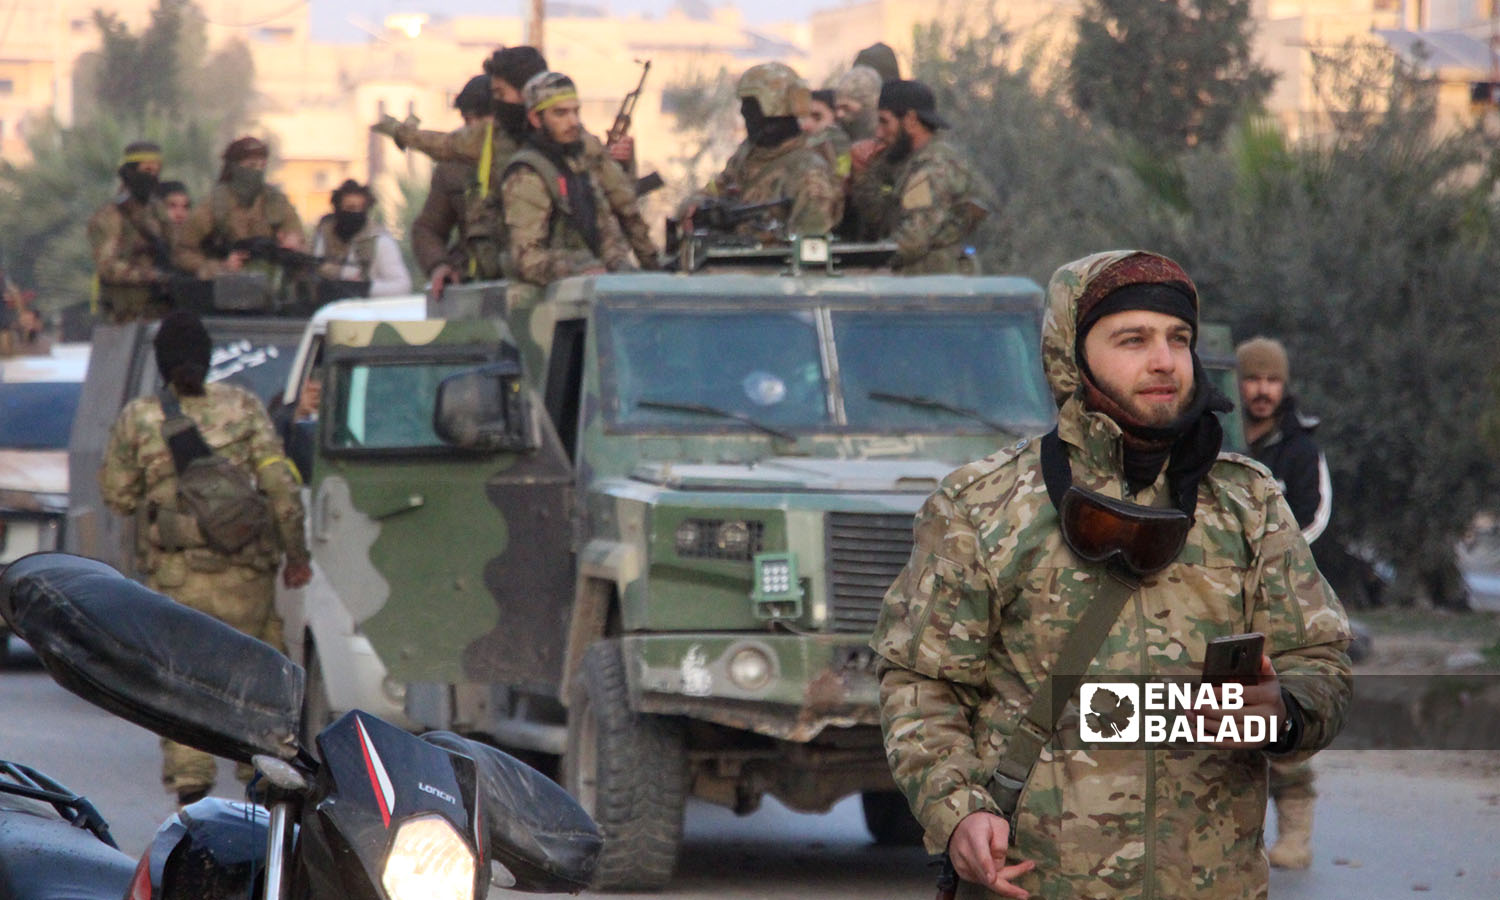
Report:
1096,376,1193,429
885,125,914,164
1243,394,1278,423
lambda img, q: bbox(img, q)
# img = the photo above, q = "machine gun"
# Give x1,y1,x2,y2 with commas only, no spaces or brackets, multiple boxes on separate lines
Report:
688,196,793,234
229,236,325,271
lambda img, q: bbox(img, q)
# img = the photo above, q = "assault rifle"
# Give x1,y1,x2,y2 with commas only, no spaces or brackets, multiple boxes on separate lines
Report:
607,59,650,147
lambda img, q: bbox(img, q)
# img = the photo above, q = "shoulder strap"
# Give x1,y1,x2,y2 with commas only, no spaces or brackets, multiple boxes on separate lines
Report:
477,120,495,199
503,149,570,214
989,429,1141,819
157,388,215,474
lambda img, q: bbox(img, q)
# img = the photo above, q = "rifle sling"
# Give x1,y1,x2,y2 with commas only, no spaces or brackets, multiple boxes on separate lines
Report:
989,429,1141,819
157,389,215,475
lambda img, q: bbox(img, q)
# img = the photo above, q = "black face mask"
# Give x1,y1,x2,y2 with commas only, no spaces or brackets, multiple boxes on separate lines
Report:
121,167,158,203
495,101,528,138
333,210,367,242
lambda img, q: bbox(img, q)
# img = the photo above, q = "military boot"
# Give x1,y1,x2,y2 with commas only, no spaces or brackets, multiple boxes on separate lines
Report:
1267,796,1315,869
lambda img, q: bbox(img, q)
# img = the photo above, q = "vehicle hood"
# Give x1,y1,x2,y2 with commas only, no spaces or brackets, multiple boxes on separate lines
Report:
0,450,67,496
629,457,955,493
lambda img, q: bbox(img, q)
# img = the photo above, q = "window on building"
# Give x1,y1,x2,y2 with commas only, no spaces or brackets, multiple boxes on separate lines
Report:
0,80,14,97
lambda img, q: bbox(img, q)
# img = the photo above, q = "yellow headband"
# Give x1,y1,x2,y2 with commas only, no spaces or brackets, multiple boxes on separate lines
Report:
121,150,163,165
532,89,579,114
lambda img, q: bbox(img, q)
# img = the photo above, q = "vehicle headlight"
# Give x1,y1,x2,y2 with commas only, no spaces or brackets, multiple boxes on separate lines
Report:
674,520,702,554
671,518,764,561
716,520,751,556
381,815,475,900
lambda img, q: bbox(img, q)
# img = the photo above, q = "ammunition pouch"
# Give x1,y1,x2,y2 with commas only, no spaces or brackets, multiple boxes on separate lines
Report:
151,503,208,553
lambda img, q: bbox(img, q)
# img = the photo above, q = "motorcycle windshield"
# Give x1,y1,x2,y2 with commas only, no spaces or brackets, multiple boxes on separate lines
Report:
0,554,303,763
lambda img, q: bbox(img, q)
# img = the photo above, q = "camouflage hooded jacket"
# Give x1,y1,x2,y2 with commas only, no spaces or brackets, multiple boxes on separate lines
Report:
871,251,1352,899
704,134,843,237
100,381,310,579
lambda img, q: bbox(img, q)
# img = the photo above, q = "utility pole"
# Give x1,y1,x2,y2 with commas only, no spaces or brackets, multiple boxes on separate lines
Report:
528,0,545,53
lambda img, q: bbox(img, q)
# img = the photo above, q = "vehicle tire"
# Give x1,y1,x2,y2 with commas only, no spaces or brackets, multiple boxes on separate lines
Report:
300,637,335,752
0,629,10,669
861,790,925,846
563,640,686,891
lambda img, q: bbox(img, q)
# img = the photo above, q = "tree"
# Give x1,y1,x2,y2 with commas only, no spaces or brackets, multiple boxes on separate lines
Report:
1070,0,1275,155
913,20,1498,608
0,0,256,313
1139,50,1500,609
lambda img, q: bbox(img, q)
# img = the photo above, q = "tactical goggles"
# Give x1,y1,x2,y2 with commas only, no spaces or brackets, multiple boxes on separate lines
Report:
1058,486,1191,577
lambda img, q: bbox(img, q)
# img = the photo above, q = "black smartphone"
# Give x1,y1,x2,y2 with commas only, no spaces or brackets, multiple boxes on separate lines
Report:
1202,632,1265,685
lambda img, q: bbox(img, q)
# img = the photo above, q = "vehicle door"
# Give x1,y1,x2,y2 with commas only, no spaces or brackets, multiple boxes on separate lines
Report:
308,319,575,694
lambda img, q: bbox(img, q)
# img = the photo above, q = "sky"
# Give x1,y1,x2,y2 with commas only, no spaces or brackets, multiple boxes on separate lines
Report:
307,0,822,42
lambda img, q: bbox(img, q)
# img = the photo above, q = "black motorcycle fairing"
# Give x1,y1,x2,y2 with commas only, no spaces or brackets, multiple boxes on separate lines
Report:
0,553,303,764
420,732,602,893
149,799,272,900
0,800,135,900
297,712,483,900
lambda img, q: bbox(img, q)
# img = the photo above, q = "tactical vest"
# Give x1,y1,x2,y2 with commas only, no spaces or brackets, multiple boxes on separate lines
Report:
314,217,378,279
502,148,600,257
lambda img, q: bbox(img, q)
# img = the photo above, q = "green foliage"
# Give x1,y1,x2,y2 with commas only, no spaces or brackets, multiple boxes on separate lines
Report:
660,68,741,208
0,0,254,312
913,22,1499,608
1070,0,1275,155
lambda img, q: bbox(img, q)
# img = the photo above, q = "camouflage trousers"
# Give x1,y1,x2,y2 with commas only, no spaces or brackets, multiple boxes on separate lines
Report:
148,564,284,796
1268,757,1316,800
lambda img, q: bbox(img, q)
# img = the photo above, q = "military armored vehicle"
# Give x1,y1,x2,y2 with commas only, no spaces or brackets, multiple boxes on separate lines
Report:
293,269,1057,888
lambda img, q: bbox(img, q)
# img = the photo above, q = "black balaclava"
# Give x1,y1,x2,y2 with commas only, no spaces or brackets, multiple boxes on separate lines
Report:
741,98,801,148
154,310,213,396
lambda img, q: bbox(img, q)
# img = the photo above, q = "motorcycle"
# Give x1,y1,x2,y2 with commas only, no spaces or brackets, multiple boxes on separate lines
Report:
0,552,601,900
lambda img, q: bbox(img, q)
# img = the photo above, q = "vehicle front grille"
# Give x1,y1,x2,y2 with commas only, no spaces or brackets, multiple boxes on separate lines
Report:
825,512,915,634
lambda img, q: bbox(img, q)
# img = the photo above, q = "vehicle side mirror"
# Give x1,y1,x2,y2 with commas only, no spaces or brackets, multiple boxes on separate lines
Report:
433,362,535,452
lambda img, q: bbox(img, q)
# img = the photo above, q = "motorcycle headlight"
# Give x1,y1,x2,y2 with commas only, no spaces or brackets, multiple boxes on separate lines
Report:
381,815,476,900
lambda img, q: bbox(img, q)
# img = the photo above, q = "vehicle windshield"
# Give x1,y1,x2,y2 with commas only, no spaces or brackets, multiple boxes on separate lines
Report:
0,382,82,449
330,360,481,450
603,305,1052,434
606,309,831,429
207,337,298,406
832,310,1052,431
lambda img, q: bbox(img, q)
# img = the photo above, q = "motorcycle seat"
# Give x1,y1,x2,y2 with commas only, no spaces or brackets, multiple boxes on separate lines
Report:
0,806,135,900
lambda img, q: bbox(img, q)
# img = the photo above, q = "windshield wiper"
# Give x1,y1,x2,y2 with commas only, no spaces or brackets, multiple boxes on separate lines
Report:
868,390,1008,431
636,398,797,441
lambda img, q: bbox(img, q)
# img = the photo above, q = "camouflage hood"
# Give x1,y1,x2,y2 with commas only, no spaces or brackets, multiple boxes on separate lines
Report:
1041,249,1194,408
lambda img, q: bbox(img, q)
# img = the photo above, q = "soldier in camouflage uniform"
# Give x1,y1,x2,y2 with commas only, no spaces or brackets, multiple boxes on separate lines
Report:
411,75,493,295
500,71,659,286
87,141,173,322
688,62,842,238
872,251,1352,899
173,137,305,278
372,48,549,279
99,311,312,804
865,80,990,274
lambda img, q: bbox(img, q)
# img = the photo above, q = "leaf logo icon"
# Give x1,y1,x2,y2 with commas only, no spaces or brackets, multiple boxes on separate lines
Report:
1085,687,1135,739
